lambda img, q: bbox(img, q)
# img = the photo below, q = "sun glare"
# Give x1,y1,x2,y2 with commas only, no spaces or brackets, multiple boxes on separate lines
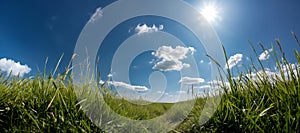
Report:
200,5,219,22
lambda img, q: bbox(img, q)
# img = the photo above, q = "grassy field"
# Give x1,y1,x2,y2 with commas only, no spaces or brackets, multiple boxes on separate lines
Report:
0,35,300,132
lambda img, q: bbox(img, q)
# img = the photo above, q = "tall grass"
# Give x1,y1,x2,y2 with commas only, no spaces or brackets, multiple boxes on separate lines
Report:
174,33,300,132
0,33,299,132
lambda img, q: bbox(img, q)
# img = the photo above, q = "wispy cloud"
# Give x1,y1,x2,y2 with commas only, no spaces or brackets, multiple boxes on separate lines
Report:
135,24,163,35
226,53,243,69
152,46,195,71
89,7,103,23
194,80,230,89
110,81,149,91
179,77,205,85
259,49,272,61
0,58,31,76
194,85,211,89
100,80,149,91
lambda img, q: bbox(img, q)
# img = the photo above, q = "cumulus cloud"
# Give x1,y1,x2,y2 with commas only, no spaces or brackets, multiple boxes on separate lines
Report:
226,53,243,69
89,7,103,23
179,77,205,85
152,46,195,71
135,24,163,35
259,49,273,61
153,60,190,72
0,58,31,76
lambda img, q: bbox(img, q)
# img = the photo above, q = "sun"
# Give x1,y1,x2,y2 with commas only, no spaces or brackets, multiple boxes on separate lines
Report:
200,5,219,22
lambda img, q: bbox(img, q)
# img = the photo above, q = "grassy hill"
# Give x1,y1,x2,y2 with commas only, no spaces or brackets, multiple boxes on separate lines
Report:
0,36,299,132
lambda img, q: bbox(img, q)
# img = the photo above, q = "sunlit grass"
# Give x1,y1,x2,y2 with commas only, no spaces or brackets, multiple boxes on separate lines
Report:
0,33,300,132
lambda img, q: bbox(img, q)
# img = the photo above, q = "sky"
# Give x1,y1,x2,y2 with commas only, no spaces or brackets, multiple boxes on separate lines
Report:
1,0,300,102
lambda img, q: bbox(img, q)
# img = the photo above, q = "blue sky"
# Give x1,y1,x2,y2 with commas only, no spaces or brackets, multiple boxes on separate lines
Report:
1,0,300,102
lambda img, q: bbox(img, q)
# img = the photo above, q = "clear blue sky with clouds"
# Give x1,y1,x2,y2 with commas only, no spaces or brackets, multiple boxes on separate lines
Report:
0,0,300,102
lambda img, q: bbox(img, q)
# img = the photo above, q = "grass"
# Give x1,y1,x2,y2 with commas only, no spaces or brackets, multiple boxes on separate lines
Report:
0,33,300,132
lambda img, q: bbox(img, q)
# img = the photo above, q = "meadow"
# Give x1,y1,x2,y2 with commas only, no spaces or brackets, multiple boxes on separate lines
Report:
0,34,299,132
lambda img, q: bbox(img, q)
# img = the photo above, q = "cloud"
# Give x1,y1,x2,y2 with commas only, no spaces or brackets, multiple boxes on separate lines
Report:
157,91,164,94
208,80,230,86
279,63,299,78
89,7,103,23
200,60,204,64
179,77,205,85
153,60,190,71
226,53,243,69
237,63,300,83
177,90,186,94
152,46,195,71
194,80,230,90
194,85,211,89
188,47,196,55
0,58,31,76
111,81,149,91
135,24,163,35
259,49,272,61
100,80,149,91
107,73,113,78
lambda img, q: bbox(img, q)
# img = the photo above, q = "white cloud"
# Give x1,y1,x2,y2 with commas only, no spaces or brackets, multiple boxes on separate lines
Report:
152,46,195,71
279,63,299,78
153,60,190,71
107,73,113,78
107,70,114,78
89,7,103,23
99,80,105,84
237,63,300,83
208,80,230,86
0,58,31,77
157,91,164,94
234,68,275,82
135,24,163,35
188,47,196,55
194,80,230,90
111,81,149,91
152,46,191,61
177,90,186,94
259,49,272,61
200,60,204,64
226,53,243,69
194,85,211,89
179,77,205,85
100,80,149,91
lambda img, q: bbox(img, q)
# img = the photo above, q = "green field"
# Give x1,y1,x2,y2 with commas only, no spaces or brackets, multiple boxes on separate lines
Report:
0,35,299,132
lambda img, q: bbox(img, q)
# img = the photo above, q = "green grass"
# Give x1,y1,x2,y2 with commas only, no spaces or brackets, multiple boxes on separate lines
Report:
0,34,300,132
